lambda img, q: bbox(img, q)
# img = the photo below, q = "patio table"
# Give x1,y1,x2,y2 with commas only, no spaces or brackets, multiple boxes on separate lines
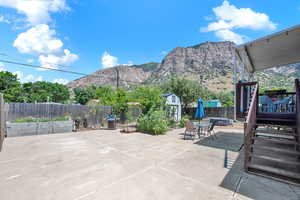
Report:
193,122,211,138
208,117,233,126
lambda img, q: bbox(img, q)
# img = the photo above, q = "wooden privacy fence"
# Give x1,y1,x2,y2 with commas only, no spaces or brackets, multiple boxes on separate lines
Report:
186,107,234,119
7,103,112,129
0,94,9,151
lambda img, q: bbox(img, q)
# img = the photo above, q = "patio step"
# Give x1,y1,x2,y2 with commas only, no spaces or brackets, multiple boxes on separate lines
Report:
256,124,296,129
255,128,296,135
248,163,300,184
250,153,300,166
256,118,296,126
254,132,295,140
252,145,300,156
253,136,298,145
247,122,300,185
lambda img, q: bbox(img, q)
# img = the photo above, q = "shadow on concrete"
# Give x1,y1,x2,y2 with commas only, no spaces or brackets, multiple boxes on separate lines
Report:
219,150,245,195
191,130,248,197
194,131,244,152
193,130,300,200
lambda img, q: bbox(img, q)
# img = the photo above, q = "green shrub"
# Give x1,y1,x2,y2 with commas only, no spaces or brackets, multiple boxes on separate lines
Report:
168,119,177,128
137,109,169,135
179,115,190,128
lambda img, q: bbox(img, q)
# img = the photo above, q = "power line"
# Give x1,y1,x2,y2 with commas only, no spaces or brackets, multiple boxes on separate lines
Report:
0,53,73,70
0,58,147,86
0,59,88,76
0,51,149,86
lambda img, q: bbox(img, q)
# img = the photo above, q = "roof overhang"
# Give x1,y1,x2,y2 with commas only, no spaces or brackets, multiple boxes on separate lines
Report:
236,24,300,73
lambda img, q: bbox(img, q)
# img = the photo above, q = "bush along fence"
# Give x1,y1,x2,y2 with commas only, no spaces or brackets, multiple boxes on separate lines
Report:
186,106,234,119
0,94,9,150
7,103,112,131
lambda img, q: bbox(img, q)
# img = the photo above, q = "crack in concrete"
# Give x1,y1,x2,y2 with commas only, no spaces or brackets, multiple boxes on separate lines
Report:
73,145,195,199
288,184,300,200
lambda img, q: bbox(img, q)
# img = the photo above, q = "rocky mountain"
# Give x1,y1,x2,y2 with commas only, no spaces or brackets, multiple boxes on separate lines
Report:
67,63,157,88
67,41,299,92
255,63,300,91
148,41,236,91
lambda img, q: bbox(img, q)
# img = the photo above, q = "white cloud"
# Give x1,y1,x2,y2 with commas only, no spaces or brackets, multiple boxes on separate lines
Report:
161,51,168,56
38,49,78,70
0,15,9,23
14,24,63,55
52,78,69,85
0,1,78,70
12,71,22,78
127,60,133,66
201,0,277,44
27,58,34,63
13,70,43,82
13,24,78,70
0,62,5,71
204,15,214,21
215,29,248,45
101,51,134,68
121,60,134,66
0,0,68,25
206,0,276,31
101,51,118,68
23,74,43,82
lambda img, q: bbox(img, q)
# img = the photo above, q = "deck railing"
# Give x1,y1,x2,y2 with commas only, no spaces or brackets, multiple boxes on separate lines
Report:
244,83,258,171
258,92,296,113
236,81,258,118
295,79,300,151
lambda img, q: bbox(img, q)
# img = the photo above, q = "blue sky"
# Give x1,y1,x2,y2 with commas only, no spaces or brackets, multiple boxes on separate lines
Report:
0,0,299,84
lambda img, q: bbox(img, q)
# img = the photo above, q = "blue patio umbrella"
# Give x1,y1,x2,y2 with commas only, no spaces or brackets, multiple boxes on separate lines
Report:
194,98,205,120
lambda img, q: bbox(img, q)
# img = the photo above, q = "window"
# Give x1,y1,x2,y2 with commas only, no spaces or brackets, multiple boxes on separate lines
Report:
172,95,176,103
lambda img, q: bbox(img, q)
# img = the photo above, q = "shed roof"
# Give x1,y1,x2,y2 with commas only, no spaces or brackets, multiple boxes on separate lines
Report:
161,93,176,97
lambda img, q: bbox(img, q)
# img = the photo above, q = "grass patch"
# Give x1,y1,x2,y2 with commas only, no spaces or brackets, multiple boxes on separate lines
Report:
13,116,70,123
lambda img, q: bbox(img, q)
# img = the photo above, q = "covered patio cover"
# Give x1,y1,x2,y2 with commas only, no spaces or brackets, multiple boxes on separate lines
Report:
235,24,300,73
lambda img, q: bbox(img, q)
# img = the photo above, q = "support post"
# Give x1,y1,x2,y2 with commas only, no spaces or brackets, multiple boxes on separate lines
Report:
233,50,238,121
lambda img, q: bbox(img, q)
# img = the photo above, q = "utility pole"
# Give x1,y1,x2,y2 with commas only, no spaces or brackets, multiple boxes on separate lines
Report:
199,74,203,87
115,67,119,88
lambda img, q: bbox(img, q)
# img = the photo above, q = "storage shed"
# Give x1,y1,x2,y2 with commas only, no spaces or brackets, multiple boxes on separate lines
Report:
161,93,181,121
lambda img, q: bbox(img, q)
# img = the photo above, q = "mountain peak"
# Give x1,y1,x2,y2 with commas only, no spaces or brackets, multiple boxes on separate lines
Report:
67,41,236,92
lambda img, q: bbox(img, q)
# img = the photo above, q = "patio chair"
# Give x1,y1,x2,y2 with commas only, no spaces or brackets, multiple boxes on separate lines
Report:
184,121,198,140
206,121,217,140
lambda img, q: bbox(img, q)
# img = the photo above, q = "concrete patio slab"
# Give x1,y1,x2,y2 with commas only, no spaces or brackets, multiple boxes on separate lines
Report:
0,128,299,200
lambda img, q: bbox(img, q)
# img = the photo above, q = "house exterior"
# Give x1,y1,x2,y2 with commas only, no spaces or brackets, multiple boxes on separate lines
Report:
203,100,222,107
235,24,300,184
161,93,181,121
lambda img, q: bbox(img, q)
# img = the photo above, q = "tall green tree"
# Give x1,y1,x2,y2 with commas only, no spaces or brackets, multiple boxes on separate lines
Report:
161,77,234,108
74,86,97,105
96,86,129,114
22,81,70,103
161,77,204,109
214,92,234,107
0,71,23,102
130,85,164,114
95,86,115,105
